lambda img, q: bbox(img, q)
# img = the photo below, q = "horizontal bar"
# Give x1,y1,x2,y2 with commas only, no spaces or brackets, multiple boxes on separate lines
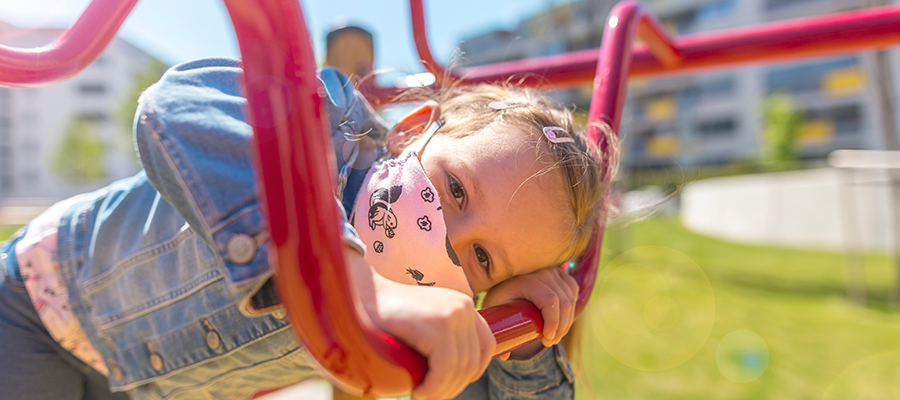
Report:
0,0,139,87
448,5,900,89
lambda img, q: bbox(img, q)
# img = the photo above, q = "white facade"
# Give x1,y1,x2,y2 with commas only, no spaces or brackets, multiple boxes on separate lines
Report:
681,168,894,252
0,21,161,202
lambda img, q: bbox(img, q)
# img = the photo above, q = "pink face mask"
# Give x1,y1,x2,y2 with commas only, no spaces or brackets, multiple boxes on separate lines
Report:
350,122,473,297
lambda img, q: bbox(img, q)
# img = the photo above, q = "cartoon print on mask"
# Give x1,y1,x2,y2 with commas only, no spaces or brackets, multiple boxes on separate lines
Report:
421,187,435,203
368,185,402,238
417,215,432,231
445,234,461,267
406,268,437,286
373,241,384,253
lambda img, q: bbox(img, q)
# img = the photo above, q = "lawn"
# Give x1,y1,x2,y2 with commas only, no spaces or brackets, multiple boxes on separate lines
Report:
579,217,900,400
0,225,21,242
4,217,898,399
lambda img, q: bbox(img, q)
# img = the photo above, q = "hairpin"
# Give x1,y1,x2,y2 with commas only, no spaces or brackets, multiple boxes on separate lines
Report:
543,126,575,144
488,101,528,110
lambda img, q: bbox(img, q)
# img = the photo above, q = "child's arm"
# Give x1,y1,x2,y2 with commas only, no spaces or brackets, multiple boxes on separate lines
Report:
344,246,496,400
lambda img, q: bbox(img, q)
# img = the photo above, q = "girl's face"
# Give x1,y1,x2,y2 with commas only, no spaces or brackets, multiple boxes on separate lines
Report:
413,125,572,294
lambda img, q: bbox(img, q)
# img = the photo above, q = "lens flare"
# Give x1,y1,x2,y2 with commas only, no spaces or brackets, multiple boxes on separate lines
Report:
716,330,769,383
589,246,715,371
822,351,900,400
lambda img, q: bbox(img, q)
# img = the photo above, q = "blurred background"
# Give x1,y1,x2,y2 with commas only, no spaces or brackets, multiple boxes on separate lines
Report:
2,0,900,399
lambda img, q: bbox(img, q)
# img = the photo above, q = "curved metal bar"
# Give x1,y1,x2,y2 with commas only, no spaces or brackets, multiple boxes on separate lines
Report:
402,2,900,92
0,0,139,87
409,0,456,82
221,0,427,396
576,0,679,313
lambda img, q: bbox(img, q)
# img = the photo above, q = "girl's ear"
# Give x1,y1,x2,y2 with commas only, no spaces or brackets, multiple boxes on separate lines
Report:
386,100,441,156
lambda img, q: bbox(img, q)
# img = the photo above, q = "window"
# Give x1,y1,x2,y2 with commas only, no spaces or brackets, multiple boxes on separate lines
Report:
78,113,108,124
22,141,39,155
78,83,107,96
696,0,736,24
696,117,737,137
662,0,735,34
806,105,861,135
662,9,697,34
766,57,858,95
697,78,735,100
636,92,678,122
766,0,818,11
21,170,39,184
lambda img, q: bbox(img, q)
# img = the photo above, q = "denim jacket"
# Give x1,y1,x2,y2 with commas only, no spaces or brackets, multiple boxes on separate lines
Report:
33,58,573,399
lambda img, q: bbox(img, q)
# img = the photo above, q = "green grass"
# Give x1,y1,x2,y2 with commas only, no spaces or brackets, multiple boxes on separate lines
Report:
0,225,21,242
578,217,900,400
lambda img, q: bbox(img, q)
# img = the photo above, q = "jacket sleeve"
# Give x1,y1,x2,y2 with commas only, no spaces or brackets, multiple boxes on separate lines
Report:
454,344,575,400
133,57,369,313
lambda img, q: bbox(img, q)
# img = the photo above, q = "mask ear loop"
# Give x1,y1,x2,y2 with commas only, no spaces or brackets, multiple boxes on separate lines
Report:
413,120,443,163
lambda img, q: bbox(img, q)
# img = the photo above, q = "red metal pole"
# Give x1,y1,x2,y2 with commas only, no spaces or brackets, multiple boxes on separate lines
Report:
0,0,139,87
222,0,425,396
409,0,455,83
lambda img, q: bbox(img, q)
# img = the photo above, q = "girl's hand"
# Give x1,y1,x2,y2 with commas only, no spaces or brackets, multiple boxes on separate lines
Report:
376,282,495,399
346,248,495,400
482,267,579,359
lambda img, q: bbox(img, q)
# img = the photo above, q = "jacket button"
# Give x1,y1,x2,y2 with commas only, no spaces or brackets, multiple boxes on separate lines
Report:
108,358,123,381
149,353,164,371
272,308,287,319
206,330,221,350
226,234,257,265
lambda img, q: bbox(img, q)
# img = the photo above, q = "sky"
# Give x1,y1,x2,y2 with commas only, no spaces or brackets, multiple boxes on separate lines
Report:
0,0,571,83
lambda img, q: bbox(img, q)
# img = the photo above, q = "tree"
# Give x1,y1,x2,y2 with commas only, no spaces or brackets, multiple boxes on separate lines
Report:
760,93,801,170
52,117,108,183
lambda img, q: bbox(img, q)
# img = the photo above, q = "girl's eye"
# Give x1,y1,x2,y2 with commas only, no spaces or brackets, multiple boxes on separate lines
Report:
449,176,466,208
474,245,491,277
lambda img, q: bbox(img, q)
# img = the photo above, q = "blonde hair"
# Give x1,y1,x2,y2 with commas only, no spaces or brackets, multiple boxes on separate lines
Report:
400,83,619,266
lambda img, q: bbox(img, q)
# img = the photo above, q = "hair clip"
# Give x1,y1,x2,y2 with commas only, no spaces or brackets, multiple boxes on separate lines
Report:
488,101,527,110
543,126,575,144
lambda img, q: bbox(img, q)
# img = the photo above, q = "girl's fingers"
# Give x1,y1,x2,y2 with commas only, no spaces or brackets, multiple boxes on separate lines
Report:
459,316,477,388
559,268,579,298
474,314,495,379
528,279,560,347
542,275,572,346
554,269,578,342
413,337,458,400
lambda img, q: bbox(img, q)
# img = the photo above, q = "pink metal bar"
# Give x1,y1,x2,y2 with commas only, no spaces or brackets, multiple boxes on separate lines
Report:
0,0,139,87
221,0,426,396
574,2,660,312
399,1,900,96
409,0,454,83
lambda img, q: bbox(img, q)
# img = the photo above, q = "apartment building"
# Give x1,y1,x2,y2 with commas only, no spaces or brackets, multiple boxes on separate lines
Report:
459,0,899,168
0,21,163,201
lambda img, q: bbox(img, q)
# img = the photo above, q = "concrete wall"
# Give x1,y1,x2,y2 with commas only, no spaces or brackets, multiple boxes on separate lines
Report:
681,168,894,252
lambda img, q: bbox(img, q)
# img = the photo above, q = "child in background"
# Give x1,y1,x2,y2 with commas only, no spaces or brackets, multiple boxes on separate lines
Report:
0,58,614,400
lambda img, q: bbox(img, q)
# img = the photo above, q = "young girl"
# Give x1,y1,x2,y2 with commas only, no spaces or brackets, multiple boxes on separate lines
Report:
0,57,610,400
